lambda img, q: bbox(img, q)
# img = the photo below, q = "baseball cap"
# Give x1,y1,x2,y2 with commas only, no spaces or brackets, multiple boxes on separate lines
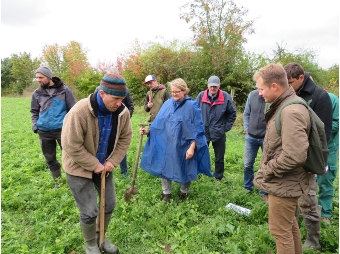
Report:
143,75,157,84
208,76,220,87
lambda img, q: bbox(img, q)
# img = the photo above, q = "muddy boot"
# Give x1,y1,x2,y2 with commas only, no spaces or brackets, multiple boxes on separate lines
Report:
96,213,119,254
51,169,61,189
179,192,188,201
303,218,322,251
80,222,101,254
162,193,171,202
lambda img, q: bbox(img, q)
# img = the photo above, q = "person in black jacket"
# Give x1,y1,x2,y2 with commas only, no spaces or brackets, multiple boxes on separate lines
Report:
94,86,134,178
284,62,333,251
196,76,237,181
120,89,134,178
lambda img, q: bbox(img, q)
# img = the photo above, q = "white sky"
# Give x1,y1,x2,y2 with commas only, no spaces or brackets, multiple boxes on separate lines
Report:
1,0,339,69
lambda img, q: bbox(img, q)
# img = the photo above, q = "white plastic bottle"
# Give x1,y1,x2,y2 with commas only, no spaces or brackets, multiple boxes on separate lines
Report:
225,203,251,216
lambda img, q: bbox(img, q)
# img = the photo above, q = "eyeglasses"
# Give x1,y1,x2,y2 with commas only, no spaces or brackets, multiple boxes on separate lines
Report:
171,90,182,95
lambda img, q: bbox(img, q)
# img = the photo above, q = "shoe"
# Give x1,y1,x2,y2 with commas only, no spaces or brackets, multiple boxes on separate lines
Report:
322,217,331,225
162,194,171,202
215,178,221,182
122,172,130,178
261,194,268,204
179,192,187,201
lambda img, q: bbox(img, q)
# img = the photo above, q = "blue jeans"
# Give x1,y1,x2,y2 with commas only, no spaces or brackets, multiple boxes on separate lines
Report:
243,134,263,191
120,155,127,174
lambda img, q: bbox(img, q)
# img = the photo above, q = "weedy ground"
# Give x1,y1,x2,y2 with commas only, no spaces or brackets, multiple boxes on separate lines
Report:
1,97,338,254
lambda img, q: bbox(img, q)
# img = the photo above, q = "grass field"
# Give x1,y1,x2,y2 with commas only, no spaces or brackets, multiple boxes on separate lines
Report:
1,97,338,253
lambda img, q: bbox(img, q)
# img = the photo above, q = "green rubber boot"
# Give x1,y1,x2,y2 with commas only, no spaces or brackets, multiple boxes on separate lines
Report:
51,169,61,189
80,222,101,254
96,213,119,254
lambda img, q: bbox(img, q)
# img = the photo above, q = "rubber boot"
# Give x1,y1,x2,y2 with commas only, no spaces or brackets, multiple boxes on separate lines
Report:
51,169,61,189
96,213,119,254
302,218,322,251
80,222,101,254
162,193,171,202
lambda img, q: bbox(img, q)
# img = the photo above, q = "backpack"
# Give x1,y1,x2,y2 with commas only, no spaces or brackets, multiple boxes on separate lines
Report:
275,98,329,175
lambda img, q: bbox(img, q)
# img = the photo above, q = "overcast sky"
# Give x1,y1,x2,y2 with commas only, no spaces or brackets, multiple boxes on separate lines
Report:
1,0,339,69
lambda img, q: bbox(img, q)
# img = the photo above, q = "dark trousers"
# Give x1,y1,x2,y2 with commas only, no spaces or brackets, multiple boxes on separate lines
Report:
66,172,116,224
38,130,62,171
208,135,226,180
120,155,127,174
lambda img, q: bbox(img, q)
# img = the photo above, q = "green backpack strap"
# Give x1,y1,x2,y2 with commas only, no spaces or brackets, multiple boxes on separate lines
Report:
275,98,307,136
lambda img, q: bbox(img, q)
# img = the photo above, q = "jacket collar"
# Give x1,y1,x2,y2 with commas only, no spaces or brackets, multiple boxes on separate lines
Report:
297,72,316,96
265,86,296,122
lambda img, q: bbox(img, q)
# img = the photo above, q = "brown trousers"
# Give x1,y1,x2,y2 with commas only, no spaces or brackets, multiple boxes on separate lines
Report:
268,194,302,254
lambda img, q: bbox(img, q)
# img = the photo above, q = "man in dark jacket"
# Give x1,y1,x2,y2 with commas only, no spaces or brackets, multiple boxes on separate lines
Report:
196,76,236,181
30,66,76,188
284,62,333,251
243,89,266,193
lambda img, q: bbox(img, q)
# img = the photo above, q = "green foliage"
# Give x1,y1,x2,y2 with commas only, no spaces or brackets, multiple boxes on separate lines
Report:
179,0,257,105
1,97,338,253
1,57,15,91
323,64,339,95
73,69,103,99
3,52,40,95
270,43,336,89
121,40,195,105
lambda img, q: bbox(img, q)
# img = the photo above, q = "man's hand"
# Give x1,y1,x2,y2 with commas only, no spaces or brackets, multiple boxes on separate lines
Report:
140,128,150,135
104,161,114,173
94,161,115,178
147,102,153,109
94,163,105,177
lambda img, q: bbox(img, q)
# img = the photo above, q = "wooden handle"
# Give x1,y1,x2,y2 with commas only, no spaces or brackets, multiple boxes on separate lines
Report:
99,175,105,248
130,134,143,189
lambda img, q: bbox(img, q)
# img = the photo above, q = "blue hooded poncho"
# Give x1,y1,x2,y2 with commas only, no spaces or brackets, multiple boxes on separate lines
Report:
140,96,212,184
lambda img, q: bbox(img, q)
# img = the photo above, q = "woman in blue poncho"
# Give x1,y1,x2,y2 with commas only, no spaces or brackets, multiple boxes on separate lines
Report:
140,78,212,202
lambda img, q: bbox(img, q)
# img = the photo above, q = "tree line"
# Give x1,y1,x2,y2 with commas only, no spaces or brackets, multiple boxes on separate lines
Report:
1,0,338,109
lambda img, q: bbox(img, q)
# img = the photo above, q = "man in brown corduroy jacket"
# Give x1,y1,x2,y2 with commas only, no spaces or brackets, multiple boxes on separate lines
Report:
62,72,132,254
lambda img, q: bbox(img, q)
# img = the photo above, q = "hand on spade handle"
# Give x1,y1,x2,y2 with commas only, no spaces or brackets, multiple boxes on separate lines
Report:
140,123,150,135
94,161,114,178
140,128,150,135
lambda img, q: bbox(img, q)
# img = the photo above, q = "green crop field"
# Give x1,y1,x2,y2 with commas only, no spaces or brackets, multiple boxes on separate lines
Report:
1,97,338,253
